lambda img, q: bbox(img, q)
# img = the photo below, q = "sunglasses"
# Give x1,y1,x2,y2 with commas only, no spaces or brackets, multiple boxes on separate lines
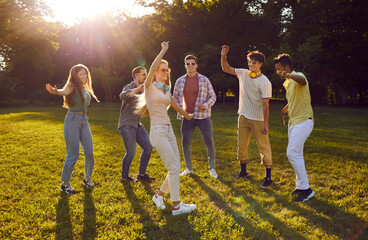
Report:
137,72,147,76
185,62,196,66
158,68,171,73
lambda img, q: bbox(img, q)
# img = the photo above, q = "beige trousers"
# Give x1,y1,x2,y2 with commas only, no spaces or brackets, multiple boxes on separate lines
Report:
237,115,272,166
150,124,181,202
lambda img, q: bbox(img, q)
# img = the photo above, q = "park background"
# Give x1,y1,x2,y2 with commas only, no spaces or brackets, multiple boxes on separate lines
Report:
1,0,368,239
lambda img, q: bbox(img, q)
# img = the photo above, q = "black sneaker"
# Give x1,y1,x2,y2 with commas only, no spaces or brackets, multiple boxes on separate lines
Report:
234,171,248,181
260,177,272,188
60,183,76,194
120,177,137,183
291,189,302,195
137,174,155,182
294,188,315,202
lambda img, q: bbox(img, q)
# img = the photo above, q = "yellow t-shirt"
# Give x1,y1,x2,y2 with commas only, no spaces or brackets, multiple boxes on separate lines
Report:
283,71,313,126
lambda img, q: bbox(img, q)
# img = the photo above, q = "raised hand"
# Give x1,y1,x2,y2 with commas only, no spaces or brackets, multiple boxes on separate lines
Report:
45,83,58,95
161,41,169,50
221,45,230,56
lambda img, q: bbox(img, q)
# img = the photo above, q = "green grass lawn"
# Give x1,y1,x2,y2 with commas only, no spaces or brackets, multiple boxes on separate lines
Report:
0,102,367,239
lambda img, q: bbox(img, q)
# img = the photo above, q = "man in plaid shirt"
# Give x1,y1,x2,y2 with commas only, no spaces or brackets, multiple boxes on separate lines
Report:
173,55,218,178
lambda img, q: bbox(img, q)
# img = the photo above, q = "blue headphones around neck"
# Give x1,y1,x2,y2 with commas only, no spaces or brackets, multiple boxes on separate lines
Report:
154,81,170,91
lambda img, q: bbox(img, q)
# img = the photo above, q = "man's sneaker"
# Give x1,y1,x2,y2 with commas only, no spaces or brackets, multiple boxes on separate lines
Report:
234,171,248,181
60,183,76,194
137,174,155,182
295,188,315,202
180,168,194,176
260,177,272,188
152,193,166,210
120,177,137,183
172,202,197,216
291,189,302,195
82,176,95,188
209,168,218,179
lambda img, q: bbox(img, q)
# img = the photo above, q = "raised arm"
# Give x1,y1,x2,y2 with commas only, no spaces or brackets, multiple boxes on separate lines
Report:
170,95,193,120
145,41,169,88
221,45,236,76
45,83,73,96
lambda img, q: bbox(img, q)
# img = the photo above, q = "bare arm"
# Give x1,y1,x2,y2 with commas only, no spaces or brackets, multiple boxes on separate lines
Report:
262,98,270,135
145,41,169,88
221,45,236,75
281,104,289,126
279,71,306,86
45,83,73,96
170,95,193,120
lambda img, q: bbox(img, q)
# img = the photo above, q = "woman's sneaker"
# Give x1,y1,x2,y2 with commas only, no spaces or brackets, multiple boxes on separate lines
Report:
180,168,194,176
82,176,95,188
172,202,197,216
60,183,76,194
152,193,166,210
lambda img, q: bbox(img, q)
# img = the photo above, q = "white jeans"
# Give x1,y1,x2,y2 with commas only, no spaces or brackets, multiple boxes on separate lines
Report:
150,124,181,202
287,119,314,190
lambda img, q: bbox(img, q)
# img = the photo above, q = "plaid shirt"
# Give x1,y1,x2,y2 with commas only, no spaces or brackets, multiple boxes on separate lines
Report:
173,73,216,120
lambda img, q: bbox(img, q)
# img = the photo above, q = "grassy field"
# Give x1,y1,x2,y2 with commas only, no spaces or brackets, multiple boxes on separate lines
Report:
0,102,367,240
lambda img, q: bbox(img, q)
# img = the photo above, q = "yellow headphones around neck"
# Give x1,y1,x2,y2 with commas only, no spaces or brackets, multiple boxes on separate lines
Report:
249,71,261,78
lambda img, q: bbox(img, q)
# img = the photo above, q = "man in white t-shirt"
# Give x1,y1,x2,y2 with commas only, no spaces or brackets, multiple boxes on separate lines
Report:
221,45,273,188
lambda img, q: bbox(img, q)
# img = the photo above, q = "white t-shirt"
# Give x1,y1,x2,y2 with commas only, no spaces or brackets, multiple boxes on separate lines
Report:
235,68,272,121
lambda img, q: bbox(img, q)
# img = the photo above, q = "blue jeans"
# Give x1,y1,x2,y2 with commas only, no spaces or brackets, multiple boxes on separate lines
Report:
181,117,216,170
61,112,94,182
119,125,152,179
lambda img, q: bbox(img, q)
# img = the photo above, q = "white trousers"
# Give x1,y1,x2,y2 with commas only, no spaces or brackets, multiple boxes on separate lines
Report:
287,119,314,190
150,124,181,202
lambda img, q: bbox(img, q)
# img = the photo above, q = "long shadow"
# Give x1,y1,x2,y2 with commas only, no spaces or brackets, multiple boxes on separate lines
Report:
191,175,299,240
55,193,74,240
122,183,162,240
82,188,96,240
224,178,368,240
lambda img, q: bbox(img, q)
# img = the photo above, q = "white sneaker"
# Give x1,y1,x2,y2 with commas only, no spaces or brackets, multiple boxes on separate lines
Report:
209,168,218,178
152,193,166,210
180,168,194,176
82,176,95,188
172,202,197,216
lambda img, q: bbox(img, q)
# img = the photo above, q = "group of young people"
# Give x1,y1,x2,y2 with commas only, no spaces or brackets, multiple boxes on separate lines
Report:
45,41,315,216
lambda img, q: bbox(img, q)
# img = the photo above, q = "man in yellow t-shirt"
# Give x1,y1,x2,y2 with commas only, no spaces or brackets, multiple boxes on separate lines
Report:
274,53,315,203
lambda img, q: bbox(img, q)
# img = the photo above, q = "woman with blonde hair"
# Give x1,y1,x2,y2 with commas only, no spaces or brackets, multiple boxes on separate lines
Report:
136,42,196,215
46,64,99,194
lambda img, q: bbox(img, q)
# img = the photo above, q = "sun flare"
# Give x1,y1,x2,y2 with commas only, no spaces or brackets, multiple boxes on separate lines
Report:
45,0,152,25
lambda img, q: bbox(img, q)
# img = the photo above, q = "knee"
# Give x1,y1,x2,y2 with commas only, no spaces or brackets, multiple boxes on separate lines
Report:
286,148,299,161
145,144,153,153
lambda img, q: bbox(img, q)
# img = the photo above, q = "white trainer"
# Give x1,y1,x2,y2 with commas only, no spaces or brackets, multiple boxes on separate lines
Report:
180,168,194,176
172,202,197,216
152,193,166,210
209,168,218,178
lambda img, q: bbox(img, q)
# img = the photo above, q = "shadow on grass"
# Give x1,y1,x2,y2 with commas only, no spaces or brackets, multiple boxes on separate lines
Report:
191,175,300,240
55,193,74,240
217,178,309,240
226,178,368,240
82,188,96,240
122,183,162,240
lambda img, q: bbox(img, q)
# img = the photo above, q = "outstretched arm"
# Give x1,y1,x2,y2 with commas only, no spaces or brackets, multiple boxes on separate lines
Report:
221,45,236,76
45,83,73,96
145,41,169,88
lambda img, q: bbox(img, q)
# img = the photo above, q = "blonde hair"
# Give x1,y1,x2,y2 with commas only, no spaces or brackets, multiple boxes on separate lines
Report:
135,60,170,117
62,64,99,108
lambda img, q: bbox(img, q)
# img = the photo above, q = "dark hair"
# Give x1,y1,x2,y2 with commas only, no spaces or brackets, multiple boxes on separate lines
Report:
247,51,265,64
274,53,293,70
184,55,197,63
132,66,146,78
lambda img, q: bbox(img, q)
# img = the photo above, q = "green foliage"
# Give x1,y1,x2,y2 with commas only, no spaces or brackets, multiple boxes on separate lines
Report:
0,103,367,239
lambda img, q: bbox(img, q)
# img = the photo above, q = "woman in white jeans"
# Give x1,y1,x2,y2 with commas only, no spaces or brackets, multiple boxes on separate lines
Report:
136,42,196,215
